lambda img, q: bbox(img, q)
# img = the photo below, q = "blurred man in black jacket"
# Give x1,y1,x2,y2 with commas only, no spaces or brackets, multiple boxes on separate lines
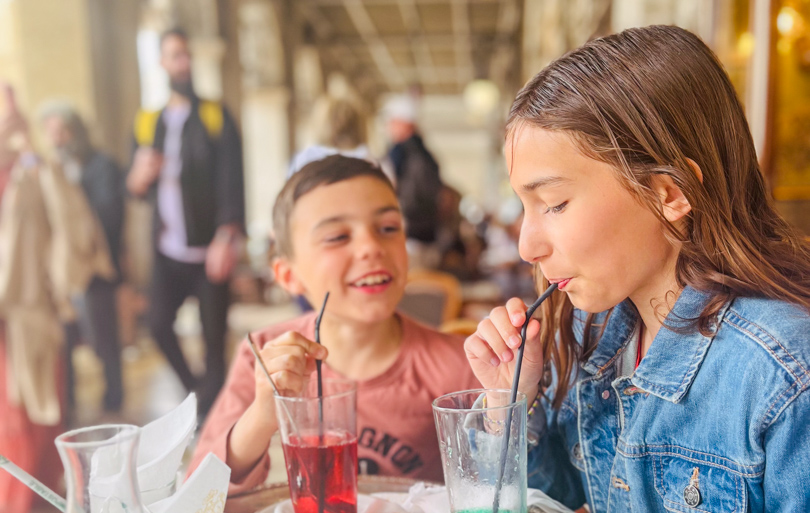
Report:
127,28,245,417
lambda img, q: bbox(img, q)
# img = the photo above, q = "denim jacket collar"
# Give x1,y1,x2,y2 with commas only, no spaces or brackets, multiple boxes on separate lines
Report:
581,286,730,404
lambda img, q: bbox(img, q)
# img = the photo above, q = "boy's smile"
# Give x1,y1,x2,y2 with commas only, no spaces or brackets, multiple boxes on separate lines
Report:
279,176,408,323
349,271,394,293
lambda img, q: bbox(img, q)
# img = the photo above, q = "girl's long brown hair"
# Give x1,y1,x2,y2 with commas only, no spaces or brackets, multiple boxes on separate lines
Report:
508,25,810,408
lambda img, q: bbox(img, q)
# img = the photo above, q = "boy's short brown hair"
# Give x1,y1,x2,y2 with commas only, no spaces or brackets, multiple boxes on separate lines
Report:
272,155,395,258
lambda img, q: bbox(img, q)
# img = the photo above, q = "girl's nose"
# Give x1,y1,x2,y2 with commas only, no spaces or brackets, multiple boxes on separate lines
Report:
518,216,552,263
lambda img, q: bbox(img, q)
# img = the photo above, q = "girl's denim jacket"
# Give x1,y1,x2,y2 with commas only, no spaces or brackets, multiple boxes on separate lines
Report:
528,286,810,512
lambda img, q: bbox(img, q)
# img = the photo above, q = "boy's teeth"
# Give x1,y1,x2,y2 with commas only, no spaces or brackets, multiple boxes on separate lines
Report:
354,274,390,287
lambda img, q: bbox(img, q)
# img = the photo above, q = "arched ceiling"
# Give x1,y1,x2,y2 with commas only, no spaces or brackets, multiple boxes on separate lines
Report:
295,0,524,97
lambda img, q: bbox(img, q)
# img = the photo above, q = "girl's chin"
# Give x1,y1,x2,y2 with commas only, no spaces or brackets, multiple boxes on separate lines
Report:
567,293,624,314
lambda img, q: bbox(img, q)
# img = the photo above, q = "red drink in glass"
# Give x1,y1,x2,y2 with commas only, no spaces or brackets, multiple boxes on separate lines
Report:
282,431,358,513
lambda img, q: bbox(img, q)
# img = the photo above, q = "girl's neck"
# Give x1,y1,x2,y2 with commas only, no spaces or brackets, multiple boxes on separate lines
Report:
631,262,682,358
318,313,403,381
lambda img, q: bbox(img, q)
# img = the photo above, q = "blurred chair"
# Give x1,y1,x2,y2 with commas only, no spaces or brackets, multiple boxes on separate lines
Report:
439,317,479,337
397,269,462,327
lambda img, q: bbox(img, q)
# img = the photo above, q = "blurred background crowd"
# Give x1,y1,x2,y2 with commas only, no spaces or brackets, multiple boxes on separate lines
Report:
1,0,809,511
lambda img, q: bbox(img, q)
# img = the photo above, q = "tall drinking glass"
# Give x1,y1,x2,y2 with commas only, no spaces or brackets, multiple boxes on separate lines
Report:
55,424,144,513
433,389,527,513
275,378,357,513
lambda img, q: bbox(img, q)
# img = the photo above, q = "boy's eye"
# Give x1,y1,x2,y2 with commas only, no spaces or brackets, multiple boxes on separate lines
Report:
380,224,402,234
324,233,349,243
545,201,568,215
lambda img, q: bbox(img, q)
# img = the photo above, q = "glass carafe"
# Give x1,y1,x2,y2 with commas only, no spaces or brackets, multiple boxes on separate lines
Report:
55,424,144,513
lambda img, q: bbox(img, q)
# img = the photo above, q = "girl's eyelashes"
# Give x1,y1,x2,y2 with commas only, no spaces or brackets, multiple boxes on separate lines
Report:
545,201,568,215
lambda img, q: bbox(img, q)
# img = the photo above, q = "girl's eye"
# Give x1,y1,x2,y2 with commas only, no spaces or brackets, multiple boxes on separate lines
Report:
545,201,568,215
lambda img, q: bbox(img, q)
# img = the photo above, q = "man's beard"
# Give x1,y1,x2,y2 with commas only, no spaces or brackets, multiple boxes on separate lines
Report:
169,76,195,98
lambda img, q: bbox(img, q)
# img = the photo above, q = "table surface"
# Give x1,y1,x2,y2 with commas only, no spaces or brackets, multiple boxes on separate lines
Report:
224,475,590,513
224,475,422,513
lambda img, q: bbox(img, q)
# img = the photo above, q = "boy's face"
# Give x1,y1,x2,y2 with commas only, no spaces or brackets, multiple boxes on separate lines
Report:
278,176,408,324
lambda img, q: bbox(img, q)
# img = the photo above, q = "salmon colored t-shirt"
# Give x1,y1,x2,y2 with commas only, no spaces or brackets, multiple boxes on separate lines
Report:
189,313,480,493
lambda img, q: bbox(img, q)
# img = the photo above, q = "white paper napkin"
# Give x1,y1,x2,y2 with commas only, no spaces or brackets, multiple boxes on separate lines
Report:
265,494,408,513
262,482,574,513
73,393,230,513
390,482,574,513
146,453,231,513
137,393,197,494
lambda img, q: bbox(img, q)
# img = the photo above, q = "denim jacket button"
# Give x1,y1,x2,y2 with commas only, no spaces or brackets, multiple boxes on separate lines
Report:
572,443,583,460
683,484,701,508
601,390,610,400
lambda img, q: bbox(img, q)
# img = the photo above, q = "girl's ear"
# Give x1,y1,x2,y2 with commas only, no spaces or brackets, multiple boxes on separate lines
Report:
272,257,307,296
686,158,704,183
654,173,692,224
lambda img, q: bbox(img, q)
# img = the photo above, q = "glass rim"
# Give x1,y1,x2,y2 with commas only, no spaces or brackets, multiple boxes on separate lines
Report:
432,388,527,413
54,424,140,448
274,377,357,404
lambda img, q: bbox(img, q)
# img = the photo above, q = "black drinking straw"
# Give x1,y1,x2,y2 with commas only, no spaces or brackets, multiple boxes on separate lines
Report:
314,292,330,427
492,282,558,513
314,292,329,513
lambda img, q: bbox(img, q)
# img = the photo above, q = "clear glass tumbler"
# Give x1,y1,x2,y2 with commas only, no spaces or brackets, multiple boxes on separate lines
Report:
275,378,358,513
433,389,527,513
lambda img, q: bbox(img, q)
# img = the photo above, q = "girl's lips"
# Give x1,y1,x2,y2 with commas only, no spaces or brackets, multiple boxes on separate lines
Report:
551,278,572,290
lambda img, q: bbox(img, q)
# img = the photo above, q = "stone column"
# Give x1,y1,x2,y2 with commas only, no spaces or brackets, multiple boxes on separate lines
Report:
238,0,293,237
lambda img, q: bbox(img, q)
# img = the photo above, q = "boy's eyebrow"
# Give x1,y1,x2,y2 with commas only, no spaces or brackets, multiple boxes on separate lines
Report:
312,205,401,231
374,205,401,216
522,175,572,192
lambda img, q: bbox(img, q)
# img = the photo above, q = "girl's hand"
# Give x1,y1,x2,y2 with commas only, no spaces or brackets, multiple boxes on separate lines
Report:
464,297,543,398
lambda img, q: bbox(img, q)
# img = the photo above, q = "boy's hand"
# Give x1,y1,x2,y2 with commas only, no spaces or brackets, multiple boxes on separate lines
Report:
229,331,327,483
253,331,329,408
464,297,543,400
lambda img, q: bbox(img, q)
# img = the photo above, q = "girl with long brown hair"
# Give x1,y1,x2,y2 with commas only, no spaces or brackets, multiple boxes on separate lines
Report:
465,25,810,512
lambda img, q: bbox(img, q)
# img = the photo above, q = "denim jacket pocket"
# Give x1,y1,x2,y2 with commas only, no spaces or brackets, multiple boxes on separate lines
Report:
653,454,747,513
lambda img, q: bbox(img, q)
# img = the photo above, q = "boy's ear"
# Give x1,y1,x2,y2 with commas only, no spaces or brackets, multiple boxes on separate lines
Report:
272,257,307,296
654,174,692,224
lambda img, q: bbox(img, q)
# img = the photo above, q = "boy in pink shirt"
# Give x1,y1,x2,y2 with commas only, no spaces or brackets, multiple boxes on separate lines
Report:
189,155,479,492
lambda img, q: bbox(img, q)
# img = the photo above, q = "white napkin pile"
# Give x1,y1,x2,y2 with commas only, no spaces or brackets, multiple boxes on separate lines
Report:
382,482,574,513
135,393,231,513
146,453,230,513
269,482,574,513
137,393,197,502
